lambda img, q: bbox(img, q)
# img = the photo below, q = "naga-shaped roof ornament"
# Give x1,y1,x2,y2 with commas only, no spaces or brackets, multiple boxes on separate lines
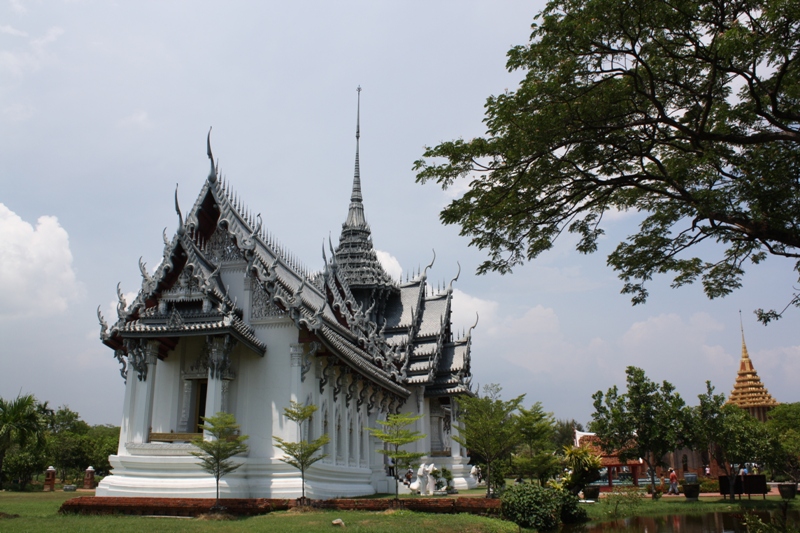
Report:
97,306,109,340
422,249,436,280
447,262,461,293
174,184,184,237
467,312,479,339
116,282,127,319
206,127,217,183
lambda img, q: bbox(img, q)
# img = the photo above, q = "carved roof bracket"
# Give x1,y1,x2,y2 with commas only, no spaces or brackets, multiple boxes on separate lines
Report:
346,370,358,408
319,355,333,394
301,341,320,382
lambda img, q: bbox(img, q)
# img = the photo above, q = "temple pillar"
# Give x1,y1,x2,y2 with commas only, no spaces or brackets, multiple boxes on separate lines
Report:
117,358,136,453
204,335,236,439
129,340,159,444
449,402,461,458
290,343,303,404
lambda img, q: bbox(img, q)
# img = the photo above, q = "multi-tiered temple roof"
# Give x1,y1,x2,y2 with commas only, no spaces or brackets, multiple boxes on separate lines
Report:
727,324,778,422
99,90,474,404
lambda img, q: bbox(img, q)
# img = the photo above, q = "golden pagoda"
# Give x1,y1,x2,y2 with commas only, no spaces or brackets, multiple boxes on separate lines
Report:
727,318,778,422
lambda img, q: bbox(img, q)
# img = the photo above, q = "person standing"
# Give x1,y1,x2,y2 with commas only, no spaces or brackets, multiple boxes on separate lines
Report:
667,468,680,495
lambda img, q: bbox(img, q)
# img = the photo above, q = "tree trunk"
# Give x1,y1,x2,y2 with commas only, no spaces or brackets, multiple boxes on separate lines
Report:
485,462,492,498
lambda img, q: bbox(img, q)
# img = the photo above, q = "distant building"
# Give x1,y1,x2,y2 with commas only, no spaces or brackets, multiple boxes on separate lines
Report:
726,325,779,422
95,92,478,499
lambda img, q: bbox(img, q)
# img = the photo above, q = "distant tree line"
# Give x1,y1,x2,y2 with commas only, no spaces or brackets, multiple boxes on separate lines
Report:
590,366,800,500
0,394,119,490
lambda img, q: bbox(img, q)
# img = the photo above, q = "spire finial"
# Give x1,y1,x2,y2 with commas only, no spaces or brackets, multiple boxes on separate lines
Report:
739,310,750,361
351,86,363,204
356,85,361,141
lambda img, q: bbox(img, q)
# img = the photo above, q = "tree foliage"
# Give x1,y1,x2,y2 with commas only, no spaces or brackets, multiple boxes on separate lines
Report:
273,401,329,501
0,394,45,487
765,402,800,483
191,412,249,508
46,406,90,482
512,403,559,484
415,0,800,321
694,382,773,499
368,412,426,500
590,366,692,495
560,444,602,495
453,384,525,497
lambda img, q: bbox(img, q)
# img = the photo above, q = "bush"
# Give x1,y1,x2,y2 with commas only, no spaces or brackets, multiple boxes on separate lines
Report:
602,486,644,518
501,483,560,531
556,490,588,524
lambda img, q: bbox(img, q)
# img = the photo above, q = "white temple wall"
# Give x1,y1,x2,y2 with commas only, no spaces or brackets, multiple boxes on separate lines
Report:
236,320,295,458
150,350,180,434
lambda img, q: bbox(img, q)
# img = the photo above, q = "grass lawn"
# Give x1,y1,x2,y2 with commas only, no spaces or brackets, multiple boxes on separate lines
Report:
0,491,517,533
4,489,799,532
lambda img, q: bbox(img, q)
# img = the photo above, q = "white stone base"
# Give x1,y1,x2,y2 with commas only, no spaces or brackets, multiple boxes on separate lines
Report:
97,454,377,500
429,457,478,490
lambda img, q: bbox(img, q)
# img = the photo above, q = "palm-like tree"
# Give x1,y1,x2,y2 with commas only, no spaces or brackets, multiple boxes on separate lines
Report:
0,394,46,485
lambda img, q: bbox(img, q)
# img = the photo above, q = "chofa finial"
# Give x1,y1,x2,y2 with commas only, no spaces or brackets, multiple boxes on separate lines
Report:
207,127,217,183
174,184,184,236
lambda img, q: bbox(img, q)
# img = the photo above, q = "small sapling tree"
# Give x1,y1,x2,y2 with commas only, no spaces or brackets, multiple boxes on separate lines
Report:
369,412,426,499
191,412,249,510
272,401,329,502
453,384,524,497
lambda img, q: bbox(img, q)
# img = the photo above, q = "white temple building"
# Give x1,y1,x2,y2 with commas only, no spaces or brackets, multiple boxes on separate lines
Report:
96,92,478,499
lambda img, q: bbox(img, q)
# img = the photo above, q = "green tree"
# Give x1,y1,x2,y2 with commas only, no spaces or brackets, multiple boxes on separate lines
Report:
453,384,525,498
191,412,249,510
694,382,772,500
368,412,426,500
273,401,330,501
414,0,800,321
84,425,120,475
512,403,559,484
552,419,583,451
559,444,602,496
4,446,47,491
590,367,692,496
766,403,800,483
46,406,90,482
0,394,45,487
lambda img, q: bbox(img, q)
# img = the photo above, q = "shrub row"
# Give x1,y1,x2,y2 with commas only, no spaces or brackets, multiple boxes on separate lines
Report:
59,496,503,517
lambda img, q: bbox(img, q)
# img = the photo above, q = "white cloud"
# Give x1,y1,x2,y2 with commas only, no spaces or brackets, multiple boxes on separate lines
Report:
104,290,138,328
0,204,82,319
30,27,64,49
118,110,153,130
0,25,27,37
375,249,402,280
0,26,63,79
450,288,498,333
3,102,35,121
8,0,27,14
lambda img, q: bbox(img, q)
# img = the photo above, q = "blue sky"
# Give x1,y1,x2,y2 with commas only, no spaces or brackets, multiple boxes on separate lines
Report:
2,0,798,427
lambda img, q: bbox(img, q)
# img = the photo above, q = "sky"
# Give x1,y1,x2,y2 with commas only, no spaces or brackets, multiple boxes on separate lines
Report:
2,0,798,428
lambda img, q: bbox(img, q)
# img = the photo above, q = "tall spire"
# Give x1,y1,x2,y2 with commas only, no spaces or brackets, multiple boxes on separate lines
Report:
353,86,362,202
728,311,778,421
346,86,366,227
335,87,397,295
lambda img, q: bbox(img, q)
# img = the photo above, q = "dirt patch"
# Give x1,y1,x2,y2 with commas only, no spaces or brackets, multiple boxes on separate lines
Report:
0,512,20,519
287,505,318,514
196,512,237,521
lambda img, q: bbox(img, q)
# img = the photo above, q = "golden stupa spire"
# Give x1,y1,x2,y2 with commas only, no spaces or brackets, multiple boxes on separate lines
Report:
727,311,778,421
